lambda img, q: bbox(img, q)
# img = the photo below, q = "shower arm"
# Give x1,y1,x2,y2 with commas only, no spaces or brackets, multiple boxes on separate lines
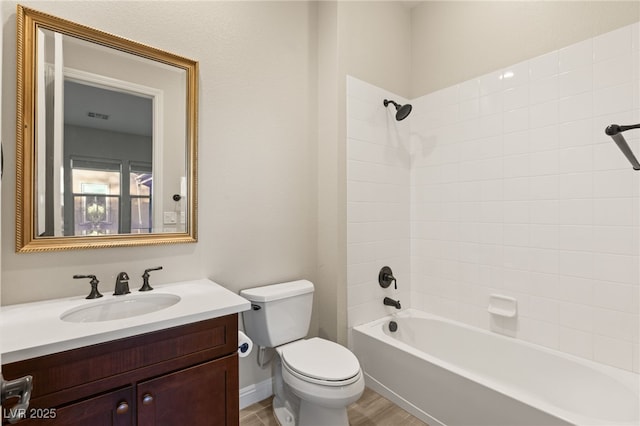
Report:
383,99,400,108
605,123,640,171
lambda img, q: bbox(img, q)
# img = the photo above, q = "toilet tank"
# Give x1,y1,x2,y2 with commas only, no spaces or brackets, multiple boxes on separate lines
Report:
240,280,314,348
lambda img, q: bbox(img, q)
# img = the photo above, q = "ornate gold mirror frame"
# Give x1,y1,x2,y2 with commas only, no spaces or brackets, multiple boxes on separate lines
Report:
16,6,198,252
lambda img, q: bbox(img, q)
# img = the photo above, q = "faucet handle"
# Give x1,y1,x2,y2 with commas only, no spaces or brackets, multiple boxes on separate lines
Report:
143,266,163,275
140,266,163,292
73,274,103,299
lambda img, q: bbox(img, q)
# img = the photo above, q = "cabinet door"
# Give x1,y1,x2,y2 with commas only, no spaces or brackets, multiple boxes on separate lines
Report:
137,354,238,426
18,387,133,426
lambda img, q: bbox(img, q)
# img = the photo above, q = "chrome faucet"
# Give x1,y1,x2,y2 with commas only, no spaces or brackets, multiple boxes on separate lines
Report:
114,272,131,296
383,297,401,309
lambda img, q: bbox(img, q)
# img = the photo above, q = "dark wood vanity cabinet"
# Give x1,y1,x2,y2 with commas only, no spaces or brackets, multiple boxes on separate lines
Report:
2,314,239,425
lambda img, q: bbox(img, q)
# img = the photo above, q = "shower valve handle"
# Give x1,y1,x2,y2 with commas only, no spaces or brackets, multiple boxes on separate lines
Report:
379,266,397,289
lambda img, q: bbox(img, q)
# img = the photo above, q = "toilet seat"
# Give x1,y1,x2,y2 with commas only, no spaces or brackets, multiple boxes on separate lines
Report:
279,338,361,387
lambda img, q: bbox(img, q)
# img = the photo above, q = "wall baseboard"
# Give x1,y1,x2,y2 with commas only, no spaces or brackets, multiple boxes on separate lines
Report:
239,378,273,410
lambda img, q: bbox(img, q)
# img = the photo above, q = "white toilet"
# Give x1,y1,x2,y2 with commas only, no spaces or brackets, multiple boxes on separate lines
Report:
240,280,364,426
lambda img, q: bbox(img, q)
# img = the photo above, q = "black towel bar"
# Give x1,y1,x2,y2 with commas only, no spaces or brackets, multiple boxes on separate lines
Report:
605,124,640,171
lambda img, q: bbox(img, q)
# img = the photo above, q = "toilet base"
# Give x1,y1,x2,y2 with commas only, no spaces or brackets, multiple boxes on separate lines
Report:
299,400,349,426
273,396,296,426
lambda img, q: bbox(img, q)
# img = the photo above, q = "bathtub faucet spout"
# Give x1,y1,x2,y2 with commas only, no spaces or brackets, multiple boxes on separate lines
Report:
383,297,401,309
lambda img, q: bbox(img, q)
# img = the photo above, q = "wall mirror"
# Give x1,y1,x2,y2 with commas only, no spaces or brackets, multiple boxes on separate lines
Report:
16,6,198,252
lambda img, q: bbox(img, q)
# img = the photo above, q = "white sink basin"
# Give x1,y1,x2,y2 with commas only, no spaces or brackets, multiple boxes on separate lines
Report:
60,293,181,323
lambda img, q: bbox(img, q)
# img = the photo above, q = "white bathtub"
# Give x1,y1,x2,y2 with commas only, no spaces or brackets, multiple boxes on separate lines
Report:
352,309,639,426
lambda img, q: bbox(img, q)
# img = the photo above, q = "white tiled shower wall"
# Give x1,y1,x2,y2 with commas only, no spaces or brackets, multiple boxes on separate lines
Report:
346,77,412,331
347,22,640,373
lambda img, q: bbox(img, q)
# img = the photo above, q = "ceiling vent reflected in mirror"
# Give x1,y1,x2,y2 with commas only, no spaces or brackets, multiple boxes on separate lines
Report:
87,112,109,120
66,80,152,136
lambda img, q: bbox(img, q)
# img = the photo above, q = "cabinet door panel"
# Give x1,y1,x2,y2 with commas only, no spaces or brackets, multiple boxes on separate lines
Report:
19,387,133,426
137,354,238,426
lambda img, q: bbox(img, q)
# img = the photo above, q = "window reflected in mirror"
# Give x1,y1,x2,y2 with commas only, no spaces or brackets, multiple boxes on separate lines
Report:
130,166,153,234
71,167,120,236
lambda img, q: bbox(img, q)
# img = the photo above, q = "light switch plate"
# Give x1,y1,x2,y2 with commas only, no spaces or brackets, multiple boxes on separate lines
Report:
164,211,177,224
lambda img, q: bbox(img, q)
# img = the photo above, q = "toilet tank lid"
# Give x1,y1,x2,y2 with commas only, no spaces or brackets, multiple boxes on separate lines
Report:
240,280,314,302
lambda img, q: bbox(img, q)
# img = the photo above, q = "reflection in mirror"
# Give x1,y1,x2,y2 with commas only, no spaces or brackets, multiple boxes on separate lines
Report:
17,6,197,252
60,81,153,236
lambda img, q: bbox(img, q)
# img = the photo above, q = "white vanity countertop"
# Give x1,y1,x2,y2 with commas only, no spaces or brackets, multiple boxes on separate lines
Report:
1,279,250,364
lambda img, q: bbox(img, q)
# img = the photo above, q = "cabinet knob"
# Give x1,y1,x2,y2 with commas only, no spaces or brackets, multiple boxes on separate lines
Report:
116,401,129,415
142,393,154,405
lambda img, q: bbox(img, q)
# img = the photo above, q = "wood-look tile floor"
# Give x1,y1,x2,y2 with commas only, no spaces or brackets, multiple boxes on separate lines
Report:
239,387,429,426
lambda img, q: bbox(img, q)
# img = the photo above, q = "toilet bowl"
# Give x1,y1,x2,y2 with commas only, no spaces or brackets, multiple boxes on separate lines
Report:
275,338,365,425
240,281,365,426
279,337,365,404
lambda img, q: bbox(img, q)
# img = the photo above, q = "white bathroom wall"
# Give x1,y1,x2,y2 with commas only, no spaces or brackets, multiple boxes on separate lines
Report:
1,0,318,391
346,76,411,334
2,0,413,392
411,22,640,373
